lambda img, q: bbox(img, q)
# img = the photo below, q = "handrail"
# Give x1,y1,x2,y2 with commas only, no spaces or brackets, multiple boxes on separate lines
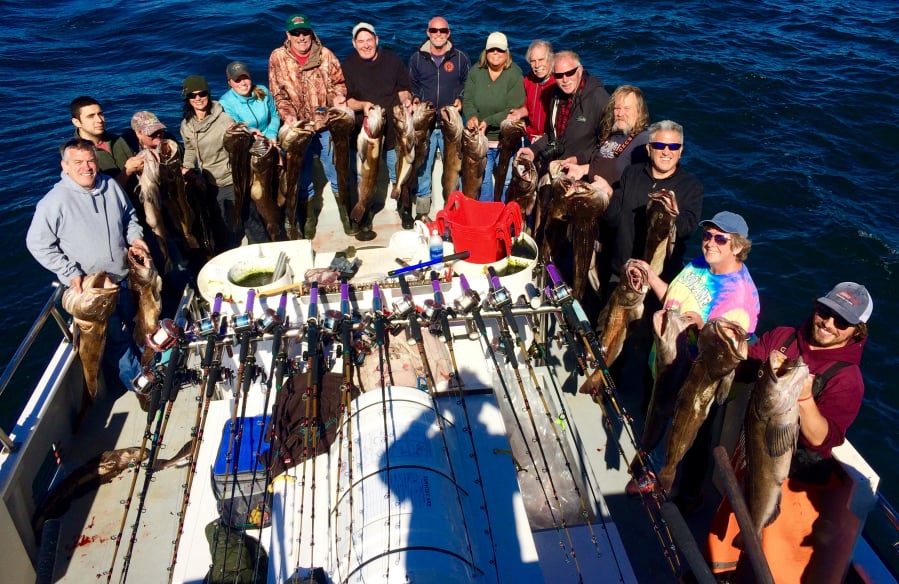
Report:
0,282,71,454
874,491,899,554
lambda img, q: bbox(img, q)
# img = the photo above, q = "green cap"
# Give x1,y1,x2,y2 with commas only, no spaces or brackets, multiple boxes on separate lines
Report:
286,14,312,32
182,75,209,96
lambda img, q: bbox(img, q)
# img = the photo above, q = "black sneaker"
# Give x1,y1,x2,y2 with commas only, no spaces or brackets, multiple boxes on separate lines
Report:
355,229,377,242
400,209,414,230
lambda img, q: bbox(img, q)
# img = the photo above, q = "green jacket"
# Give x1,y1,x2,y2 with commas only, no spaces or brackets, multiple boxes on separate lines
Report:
463,62,525,141
71,129,132,180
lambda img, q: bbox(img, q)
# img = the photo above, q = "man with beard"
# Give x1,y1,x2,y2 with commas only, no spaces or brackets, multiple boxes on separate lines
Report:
408,16,470,221
269,13,348,238
26,138,148,391
600,119,704,285
69,96,143,191
342,22,413,235
561,84,651,185
516,50,609,172
707,282,872,583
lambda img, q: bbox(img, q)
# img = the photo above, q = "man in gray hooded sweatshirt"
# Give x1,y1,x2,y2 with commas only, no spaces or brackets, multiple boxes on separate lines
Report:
27,138,149,391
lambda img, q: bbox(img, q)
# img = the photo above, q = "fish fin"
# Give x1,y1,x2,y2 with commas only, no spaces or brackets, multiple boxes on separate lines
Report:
763,492,783,528
715,370,737,405
766,422,799,458
732,429,748,473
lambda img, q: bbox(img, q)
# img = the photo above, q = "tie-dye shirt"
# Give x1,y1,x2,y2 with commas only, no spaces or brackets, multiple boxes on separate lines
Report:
664,256,760,335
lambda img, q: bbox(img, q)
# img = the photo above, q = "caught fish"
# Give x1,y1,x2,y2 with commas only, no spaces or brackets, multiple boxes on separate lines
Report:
127,248,161,363
351,105,386,223
537,172,573,262
494,118,526,201
277,120,316,239
595,259,649,366
659,318,748,492
249,138,283,241
390,103,416,201
223,122,254,230
61,272,119,399
507,156,538,220
460,126,488,199
325,106,356,233
644,189,679,275
157,138,200,252
566,180,611,300
135,147,170,270
743,351,807,541
640,308,695,453
440,105,464,197
403,101,436,208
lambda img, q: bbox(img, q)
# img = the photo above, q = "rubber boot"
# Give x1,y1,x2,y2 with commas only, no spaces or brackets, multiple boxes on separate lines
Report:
303,199,319,240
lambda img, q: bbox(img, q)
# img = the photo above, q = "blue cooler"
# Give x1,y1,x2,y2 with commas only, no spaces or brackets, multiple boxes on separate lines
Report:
211,414,271,528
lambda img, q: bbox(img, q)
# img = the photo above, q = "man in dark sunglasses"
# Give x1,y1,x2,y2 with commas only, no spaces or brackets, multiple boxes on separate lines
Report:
407,16,471,222
708,281,873,580
517,50,609,172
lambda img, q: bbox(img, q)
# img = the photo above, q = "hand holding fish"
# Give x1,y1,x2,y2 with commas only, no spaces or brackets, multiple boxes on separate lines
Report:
517,147,536,162
628,258,669,301
69,274,83,294
466,116,486,133
129,238,150,257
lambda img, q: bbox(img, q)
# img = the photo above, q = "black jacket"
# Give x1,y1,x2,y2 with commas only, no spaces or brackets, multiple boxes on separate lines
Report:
531,72,609,164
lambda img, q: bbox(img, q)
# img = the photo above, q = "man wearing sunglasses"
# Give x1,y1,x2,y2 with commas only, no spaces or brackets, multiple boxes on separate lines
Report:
407,16,470,222
269,14,348,239
516,50,609,172
600,119,704,287
708,282,872,581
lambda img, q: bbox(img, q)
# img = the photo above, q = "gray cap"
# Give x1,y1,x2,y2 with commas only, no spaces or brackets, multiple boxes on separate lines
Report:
352,22,376,39
699,211,749,238
817,282,873,325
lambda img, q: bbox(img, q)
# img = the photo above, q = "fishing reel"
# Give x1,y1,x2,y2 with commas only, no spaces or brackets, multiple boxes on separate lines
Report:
487,283,513,311
321,309,344,335
453,288,481,315
545,279,573,305
256,308,283,335
192,314,220,339
231,311,256,336
131,364,164,396
146,318,183,353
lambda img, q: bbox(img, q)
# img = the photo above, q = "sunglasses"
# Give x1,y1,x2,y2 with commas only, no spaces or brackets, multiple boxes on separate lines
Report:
814,302,853,330
289,29,312,37
486,47,506,54
552,66,579,80
702,231,730,245
649,142,682,151
187,90,209,99
428,27,450,34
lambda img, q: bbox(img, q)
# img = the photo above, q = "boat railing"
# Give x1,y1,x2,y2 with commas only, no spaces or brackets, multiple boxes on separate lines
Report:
0,282,71,454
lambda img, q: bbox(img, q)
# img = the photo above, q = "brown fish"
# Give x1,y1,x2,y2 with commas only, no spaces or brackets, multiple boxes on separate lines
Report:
277,120,316,239
440,105,464,197
658,318,748,492
390,103,416,201
249,138,283,241
640,308,695,453
507,156,538,219
566,180,611,300
494,118,526,201
595,259,649,366
460,126,488,199
62,272,119,399
351,105,385,223
404,101,436,207
537,172,573,262
223,122,254,230
135,147,170,270
157,138,200,252
325,106,356,232
127,248,161,352
644,189,679,275
744,351,806,541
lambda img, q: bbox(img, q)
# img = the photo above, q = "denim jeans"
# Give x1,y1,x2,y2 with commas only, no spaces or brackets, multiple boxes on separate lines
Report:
414,128,441,199
300,130,340,201
478,146,515,203
105,280,143,391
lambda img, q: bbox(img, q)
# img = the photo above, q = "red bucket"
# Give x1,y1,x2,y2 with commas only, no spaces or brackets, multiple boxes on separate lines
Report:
434,191,523,263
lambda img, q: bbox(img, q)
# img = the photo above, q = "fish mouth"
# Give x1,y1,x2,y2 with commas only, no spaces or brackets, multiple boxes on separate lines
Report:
624,261,649,292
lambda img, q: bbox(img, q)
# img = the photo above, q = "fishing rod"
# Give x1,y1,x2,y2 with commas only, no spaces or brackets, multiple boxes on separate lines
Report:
544,263,682,574
425,271,501,581
167,293,224,583
120,316,187,583
453,273,577,574
334,280,357,575
370,283,394,581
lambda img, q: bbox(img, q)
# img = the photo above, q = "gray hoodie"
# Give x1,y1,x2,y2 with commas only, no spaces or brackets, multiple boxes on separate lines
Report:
26,171,143,285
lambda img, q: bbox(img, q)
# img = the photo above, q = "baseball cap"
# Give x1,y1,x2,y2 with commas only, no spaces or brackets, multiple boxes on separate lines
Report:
352,22,376,39
817,282,873,325
286,14,312,32
182,75,210,95
485,32,509,52
699,211,749,238
226,61,251,81
131,111,166,136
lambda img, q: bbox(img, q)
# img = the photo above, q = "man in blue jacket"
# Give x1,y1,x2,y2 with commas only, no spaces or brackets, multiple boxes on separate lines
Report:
408,16,470,221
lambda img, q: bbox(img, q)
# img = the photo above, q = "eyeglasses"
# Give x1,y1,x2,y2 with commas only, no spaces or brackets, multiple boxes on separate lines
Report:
289,29,312,37
149,130,165,139
486,47,506,54
187,90,209,99
649,142,682,151
702,231,730,245
428,27,449,34
814,302,853,330
552,66,580,80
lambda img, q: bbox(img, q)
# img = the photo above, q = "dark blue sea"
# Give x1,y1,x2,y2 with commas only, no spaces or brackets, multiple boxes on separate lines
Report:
1,0,897,519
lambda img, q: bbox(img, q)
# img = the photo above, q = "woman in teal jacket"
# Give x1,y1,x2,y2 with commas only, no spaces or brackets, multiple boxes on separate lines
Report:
219,61,281,142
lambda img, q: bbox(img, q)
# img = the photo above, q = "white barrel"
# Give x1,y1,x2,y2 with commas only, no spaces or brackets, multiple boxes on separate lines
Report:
329,386,474,583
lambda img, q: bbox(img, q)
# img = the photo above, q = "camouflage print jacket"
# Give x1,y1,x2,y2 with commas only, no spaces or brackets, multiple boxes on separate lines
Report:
268,38,347,126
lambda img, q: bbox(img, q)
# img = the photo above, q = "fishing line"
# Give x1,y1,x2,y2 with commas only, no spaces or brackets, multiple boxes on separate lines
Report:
371,283,393,581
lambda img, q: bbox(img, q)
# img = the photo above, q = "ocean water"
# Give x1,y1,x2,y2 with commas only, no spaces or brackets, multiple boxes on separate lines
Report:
1,0,897,512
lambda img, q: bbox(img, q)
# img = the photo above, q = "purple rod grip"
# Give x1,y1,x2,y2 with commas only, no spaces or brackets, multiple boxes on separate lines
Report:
546,264,562,285
212,292,223,315
372,283,382,312
278,292,288,316
246,289,256,314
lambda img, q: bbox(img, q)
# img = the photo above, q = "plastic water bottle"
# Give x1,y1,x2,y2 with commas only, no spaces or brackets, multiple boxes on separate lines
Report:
429,228,443,261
